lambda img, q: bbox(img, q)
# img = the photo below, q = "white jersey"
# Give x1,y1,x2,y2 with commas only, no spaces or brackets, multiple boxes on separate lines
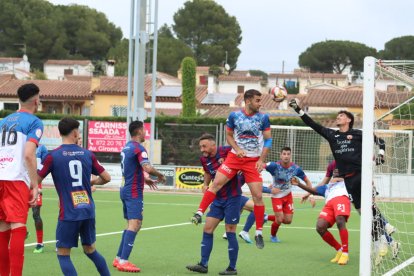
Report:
320,180,349,203
0,111,43,187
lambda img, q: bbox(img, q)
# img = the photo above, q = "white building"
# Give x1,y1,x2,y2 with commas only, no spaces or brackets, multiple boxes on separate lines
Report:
44,59,94,80
0,56,31,80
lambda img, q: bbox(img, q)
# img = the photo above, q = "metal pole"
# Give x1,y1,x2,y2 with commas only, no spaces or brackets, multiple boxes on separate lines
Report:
136,0,147,121
133,0,141,120
126,0,135,141
150,0,159,163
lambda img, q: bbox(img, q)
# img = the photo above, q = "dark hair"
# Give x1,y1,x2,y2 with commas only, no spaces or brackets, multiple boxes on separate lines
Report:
338,110,354,129
244,89,261,101
129,120,144,137
17,83,40,102
199,133,215,143
281,146,291,152
58,117,80,136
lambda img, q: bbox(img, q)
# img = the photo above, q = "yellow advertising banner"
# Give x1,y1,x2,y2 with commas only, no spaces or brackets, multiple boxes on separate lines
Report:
175,167,204,189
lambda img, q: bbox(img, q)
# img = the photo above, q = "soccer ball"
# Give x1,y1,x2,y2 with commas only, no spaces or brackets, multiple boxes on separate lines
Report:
269,85,287,102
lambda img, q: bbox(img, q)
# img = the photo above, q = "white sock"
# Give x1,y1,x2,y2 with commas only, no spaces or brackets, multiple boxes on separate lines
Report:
255,230,262,236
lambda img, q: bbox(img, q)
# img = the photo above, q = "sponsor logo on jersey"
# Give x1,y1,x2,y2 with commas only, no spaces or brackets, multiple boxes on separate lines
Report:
347,135,353,140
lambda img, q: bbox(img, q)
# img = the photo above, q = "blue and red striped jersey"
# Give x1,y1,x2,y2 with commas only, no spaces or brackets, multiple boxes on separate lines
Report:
120,140,150,199
200,146,243,200
38,144,105,221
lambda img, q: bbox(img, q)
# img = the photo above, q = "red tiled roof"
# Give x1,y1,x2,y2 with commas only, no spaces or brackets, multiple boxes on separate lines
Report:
229,70,249,76
269,72,347,80
0,57,23,63
302,89,413,109
201,106,241,118
64,75,92,82
195,86,208,104
93,76,161,96
45,59,92,66
0,74,15,87
0,79,92,100
218,75,262,82
146,108,182,117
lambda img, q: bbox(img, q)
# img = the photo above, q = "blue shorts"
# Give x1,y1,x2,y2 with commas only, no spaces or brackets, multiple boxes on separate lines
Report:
56,219,96,248
239,196,250,211
207,195,241,225
121,196,144,220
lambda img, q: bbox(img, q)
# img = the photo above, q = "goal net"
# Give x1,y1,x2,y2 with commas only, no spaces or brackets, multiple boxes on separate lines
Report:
362,57,414,276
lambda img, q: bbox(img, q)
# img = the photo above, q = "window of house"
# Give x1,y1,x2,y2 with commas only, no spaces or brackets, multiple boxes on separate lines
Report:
3,103,19,111
237,85,244,93
112,106,127,117
199,75,207,85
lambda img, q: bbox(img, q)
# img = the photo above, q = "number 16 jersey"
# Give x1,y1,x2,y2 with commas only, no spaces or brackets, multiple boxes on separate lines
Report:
38,144,105,221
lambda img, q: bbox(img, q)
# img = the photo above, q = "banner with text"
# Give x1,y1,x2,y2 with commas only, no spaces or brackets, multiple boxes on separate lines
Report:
41,120,83,150
175,167,204,189
88,121,150,153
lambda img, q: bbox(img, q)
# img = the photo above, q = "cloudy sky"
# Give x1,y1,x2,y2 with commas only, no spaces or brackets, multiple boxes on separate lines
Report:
47,0,413,73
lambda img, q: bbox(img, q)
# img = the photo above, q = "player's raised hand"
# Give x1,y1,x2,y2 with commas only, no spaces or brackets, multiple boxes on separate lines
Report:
288,98,301,113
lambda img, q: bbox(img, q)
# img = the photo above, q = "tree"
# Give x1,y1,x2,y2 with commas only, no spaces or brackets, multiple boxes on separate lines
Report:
107,38,129,76
379,36,414,60
172,0,242,68
298,40,377,74
155,25,194,76
181,57,196,117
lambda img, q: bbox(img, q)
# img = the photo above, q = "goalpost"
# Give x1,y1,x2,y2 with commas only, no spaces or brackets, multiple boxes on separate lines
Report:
362,57,414,275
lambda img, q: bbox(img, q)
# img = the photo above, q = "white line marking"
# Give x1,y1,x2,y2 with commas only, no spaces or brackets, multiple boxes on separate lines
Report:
383,256,414,276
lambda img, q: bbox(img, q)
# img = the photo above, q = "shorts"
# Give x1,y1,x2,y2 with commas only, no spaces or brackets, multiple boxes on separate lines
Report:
121,196,144,221
344,172,361,209
239,195,250,211
36,183,43,206
0,180,30,223
318,196,351,227
271,193,294,214
207,195,241,225
56,218,96,248
218,152,262,183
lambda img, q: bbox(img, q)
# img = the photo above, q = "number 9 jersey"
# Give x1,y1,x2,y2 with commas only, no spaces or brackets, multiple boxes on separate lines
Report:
0,111,43,187
38,144,105,221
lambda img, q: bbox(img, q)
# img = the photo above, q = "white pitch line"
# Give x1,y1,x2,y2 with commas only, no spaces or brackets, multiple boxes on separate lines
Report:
25,222,191,247
383,256,414,276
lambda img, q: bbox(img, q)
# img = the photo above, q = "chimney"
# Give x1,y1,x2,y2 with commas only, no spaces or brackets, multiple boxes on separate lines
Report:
208,75,216,94
106,60,115,77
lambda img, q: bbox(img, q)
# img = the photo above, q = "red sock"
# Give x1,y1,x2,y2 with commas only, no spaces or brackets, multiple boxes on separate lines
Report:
10,226,26,276
197,190,216,214
36,230,43,244
0,229,11,276
267,215,275,222
271,222,280,236
254,205,265,231
339,228,349,253
322,231,341,251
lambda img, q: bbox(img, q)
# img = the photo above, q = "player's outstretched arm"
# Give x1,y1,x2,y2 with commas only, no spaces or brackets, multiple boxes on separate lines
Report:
143,163,166,184
291,177,318,195
91,170,111,186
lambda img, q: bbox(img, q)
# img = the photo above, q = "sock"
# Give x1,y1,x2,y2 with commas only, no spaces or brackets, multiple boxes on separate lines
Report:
254,205,265,231
271,222,280,237
243,212,255,232
9,226,26,276
36,230,43,245
267,215,275,222
197,190,216,214
0,229,11,276
321,231,341,251
339,228,349,253
57,255,77,276
226,232,238,270
116,230,126,258
200,232,213,267
385,233,393,244
86,250,110,276
120,230,137,262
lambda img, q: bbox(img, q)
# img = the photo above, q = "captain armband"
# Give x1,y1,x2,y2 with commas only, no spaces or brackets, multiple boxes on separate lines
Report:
264,138,273,148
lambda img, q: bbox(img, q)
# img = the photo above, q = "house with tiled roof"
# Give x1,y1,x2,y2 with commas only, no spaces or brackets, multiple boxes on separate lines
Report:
0,56,31,80
0,78,93,114
44,59,94,80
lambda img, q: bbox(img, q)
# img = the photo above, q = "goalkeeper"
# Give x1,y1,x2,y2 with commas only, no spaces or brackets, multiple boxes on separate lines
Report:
288,99,391,243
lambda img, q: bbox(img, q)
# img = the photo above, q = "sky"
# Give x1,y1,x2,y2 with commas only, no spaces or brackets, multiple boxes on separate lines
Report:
47,0,414,73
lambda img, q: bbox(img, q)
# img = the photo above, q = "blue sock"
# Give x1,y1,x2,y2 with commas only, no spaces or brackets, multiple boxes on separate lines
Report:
243,212,255,232
117,230,126,258
200,232,213,267
57,255,77,276
226,232,238,269
385,233,393,243
86,250,110,276
120,230,137,261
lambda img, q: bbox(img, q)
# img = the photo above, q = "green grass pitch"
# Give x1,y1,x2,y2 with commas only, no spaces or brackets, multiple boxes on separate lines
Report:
24,189,363,275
